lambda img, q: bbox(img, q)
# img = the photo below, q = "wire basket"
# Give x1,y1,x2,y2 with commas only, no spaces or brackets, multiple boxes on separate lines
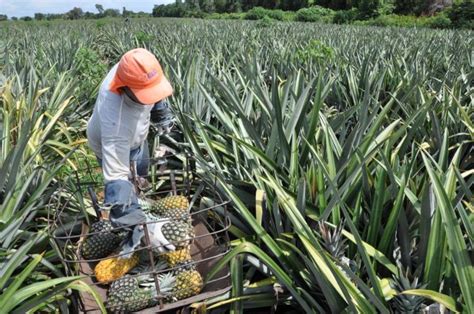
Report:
48,154,231,313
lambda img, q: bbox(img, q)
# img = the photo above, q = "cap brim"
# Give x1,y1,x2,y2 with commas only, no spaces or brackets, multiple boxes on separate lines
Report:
109,73,126,95
130,76,173,105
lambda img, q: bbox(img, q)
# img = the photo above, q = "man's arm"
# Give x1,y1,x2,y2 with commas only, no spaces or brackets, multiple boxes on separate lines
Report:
99,95,131,183
150,99,174,135
97,94,140,219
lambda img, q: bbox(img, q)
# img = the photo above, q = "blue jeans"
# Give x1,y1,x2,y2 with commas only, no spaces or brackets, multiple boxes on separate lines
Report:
96,141,149,220
131,141,150,178
96,142,149,255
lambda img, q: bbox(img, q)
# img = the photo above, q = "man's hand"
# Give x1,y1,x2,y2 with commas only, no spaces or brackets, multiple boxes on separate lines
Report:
146,216,176,252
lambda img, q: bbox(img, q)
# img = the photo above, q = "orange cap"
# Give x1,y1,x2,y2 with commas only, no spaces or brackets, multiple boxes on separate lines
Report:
109,48,173,105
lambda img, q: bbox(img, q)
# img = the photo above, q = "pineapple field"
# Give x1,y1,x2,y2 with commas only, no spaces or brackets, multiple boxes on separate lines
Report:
0,18,473,313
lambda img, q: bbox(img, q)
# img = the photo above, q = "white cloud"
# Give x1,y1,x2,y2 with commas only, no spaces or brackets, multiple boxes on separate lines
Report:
0,0,174,17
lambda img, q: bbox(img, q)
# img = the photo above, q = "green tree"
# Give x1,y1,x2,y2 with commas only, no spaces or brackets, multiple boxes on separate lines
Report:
84,11,96,19
122,6,133,17
448,1,474,28
0,14,7,21
215,0,227,12
34,13,45,20
317,0,351,10
394,0,420,14
11,16,18,21
241,0,254,11
95,4,104,14
358,0,380,17
263,0,279,9
186,0,201,10
279,0,308,11
66,7,84,19
153,3,187,17
103,8,120,17
200,0,216,12
46,13,63,20
136,11,149,17
227,0,242,12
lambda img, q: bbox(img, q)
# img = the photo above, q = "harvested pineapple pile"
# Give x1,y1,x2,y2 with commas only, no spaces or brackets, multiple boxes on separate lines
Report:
79,195,203,312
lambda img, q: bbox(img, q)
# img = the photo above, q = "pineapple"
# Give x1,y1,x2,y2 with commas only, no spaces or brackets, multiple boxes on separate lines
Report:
143,195,195,266
153,218,194,267
145,216,194,255
107,273,175,313
173,270,203,300
106,261,203,312
161,220,194,247
107,276,150,313
140,195,190,221
172,260,203,300
163,207,191,222
94,253,139,283
154,196,189,215
80,220,126,260
162,245,192,267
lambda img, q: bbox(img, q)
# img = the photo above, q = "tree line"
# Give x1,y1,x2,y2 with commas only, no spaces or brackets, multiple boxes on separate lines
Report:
1,4,150,21
0,0,468,22
152,0,462,18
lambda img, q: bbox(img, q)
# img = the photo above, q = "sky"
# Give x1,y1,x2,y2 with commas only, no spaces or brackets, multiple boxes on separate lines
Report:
0,0,175,18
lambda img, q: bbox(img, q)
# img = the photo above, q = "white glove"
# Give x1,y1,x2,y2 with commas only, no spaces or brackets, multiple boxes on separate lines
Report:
146,216,176,253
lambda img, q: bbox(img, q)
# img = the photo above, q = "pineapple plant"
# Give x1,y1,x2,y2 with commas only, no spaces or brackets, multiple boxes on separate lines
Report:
319,221,356,274
80,220,127,260
390,270,426,313
94,253,139,283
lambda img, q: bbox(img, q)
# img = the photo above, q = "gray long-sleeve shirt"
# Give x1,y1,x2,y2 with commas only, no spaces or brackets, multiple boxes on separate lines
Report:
87,64,153,183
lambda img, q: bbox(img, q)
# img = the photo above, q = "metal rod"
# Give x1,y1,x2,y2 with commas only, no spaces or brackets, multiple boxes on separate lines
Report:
170,171,176,195
185,155,192,197
142,223,164,309
87,186,101,218
130,160,141,194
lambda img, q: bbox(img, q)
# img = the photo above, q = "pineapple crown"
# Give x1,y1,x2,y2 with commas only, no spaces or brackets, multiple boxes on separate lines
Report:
318,221,348,260
390,266,426,313
139,272,176,298
129,257,167,275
